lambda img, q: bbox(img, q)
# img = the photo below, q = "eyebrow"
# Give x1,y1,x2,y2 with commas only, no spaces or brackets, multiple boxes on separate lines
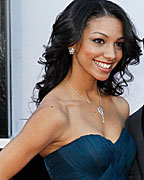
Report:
91,31,124,41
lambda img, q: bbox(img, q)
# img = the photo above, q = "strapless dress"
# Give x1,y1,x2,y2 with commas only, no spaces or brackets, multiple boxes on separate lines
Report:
44,128,136,180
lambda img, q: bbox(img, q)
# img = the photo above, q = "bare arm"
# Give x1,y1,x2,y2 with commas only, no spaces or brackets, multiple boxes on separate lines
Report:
0,104,67,179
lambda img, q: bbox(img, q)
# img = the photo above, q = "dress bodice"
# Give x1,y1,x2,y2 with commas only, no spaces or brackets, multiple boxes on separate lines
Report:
44,128,136,180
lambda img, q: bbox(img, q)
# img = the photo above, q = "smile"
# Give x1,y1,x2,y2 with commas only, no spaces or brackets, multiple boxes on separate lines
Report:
93,60,112,69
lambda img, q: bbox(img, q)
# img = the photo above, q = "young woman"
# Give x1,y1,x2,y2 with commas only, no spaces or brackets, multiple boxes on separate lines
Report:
0,0,142,179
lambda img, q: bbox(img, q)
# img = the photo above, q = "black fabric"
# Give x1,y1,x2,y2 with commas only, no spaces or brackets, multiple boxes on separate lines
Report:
13,154,51,179
126,105,144,180
142,107,144,137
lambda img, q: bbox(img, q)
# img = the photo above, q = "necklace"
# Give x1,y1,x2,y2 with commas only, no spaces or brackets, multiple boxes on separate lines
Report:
65,80,105,123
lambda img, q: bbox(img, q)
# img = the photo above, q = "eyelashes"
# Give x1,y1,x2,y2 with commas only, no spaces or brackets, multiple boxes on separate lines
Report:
92,38,104,44
114,42,124,49
92,38,124,49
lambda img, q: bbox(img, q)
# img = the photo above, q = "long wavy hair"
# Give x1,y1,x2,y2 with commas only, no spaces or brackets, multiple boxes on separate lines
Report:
33,0,142,106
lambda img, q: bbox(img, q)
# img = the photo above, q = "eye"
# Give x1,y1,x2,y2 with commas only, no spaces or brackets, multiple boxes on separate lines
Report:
93,38,105,44
114,42,124,49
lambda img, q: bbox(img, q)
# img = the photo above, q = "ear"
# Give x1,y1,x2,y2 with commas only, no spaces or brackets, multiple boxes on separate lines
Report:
68,44,76,50
68,45,76,55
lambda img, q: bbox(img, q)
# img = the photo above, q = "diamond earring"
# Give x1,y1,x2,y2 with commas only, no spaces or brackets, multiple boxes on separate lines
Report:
68,48,75,55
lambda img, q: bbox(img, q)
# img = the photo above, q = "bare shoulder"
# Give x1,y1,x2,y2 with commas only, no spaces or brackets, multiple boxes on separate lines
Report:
112,96,130,121
36,94,68,122
30,94,69,142
14,93,70,155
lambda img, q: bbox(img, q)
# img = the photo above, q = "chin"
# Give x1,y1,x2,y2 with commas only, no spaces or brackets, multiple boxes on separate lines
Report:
95,74,110,82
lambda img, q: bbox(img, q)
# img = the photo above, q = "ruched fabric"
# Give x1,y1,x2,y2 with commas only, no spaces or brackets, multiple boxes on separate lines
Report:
44,128,136,180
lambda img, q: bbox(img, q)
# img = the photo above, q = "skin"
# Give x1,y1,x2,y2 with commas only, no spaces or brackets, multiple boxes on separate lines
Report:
0,16,129,179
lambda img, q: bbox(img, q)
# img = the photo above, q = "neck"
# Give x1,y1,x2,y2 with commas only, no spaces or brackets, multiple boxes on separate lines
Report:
65,72,99,102
66,77,98,97
64,77,105,123
66,65,99,93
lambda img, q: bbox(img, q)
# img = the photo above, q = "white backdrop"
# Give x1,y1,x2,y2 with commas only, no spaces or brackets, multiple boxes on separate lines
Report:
10,0,144,136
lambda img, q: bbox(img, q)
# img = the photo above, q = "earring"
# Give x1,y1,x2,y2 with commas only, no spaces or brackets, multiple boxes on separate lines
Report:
69,48,75,55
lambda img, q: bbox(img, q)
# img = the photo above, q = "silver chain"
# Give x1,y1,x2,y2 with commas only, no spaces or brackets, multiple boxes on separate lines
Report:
65,80,105,123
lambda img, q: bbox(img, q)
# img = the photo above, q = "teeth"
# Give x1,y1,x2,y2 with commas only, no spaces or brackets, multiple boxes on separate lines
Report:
94,61,112,69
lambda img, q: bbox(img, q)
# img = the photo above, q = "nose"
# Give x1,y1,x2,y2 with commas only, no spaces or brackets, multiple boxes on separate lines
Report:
103,44,116,61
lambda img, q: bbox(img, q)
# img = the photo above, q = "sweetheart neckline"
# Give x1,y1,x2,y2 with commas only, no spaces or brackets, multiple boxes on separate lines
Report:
44,128,126,158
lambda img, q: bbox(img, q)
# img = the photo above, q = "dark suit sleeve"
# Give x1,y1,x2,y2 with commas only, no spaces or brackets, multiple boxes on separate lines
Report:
128,155,141,180
126,106,144,180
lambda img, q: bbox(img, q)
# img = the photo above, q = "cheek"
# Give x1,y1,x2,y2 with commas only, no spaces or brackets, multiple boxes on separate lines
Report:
80,45,101,59
78,48,94,61
116,50,123,62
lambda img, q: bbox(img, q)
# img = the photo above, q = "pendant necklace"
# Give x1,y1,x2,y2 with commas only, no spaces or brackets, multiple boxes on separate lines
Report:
65,80,105,123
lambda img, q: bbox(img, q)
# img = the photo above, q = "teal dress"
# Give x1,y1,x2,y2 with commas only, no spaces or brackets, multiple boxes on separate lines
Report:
44,128,136,180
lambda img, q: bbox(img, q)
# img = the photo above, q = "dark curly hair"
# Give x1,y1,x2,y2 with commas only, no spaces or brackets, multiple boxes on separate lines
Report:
33,0,142,106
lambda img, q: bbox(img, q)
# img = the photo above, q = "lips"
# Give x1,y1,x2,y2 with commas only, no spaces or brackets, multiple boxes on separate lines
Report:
93,60,113,70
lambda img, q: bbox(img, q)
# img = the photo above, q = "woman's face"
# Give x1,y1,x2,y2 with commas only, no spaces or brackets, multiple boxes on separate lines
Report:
72,16,124,81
